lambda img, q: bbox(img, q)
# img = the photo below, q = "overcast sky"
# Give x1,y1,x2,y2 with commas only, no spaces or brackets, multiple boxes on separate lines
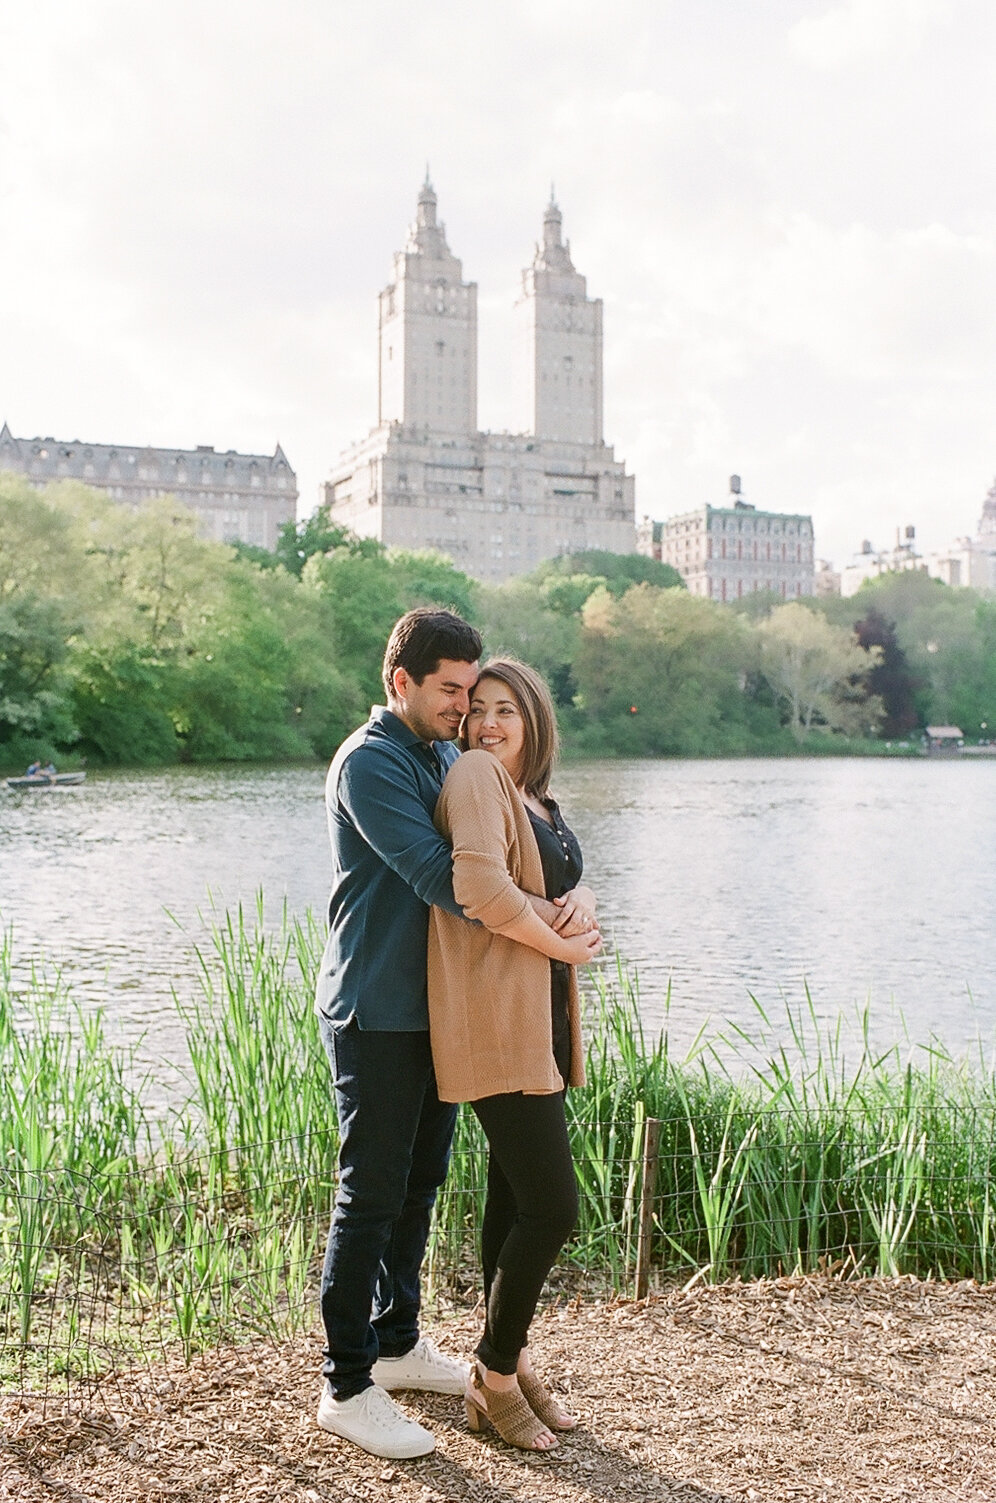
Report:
2,0,994,570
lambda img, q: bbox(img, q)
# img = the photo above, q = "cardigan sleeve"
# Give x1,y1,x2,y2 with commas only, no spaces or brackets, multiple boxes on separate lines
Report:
434,751,532,932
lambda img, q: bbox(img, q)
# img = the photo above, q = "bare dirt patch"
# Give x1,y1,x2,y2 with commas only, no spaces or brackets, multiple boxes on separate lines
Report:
4,1277,996,1502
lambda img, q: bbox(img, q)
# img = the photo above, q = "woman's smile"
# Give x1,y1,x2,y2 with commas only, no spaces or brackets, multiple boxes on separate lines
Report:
466,678,526,783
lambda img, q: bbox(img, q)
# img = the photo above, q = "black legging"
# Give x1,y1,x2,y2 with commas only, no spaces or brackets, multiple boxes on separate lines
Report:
471,1085,578,1374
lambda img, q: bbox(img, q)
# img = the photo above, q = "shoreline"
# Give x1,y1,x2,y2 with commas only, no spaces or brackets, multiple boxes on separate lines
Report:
10,738,996,780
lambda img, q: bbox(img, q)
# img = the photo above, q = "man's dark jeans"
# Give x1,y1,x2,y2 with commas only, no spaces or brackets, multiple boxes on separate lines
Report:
319,1016,457,1400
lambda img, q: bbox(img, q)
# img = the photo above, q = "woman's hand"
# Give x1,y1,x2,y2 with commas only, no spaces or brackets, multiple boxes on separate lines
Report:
551,885,598,936
558,927,603,965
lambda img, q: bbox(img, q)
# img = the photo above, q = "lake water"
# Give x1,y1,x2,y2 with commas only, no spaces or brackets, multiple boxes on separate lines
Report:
1,757,994,1080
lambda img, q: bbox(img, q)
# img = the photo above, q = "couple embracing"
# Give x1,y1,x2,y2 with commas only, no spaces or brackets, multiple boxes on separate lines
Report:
314,608,602,1460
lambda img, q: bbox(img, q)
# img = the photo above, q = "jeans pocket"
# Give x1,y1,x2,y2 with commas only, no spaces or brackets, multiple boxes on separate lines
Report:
324,1015,359,1087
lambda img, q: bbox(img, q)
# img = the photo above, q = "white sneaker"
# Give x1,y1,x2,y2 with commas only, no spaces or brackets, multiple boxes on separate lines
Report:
316,1383,435,1459
372,1336,470,1395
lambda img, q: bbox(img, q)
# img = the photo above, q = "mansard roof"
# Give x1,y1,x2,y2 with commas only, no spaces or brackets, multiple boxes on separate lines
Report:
0,429,295,487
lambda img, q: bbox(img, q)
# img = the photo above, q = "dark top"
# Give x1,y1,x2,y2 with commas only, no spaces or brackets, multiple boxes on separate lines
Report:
527,799,583,1084
527,800,583,905
314,707,464,1031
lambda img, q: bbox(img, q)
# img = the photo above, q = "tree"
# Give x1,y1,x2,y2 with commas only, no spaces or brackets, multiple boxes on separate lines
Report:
728,588,785,623
942,597,996,739
532,548,684,597
274,510,361,577
0,477,84,603
852,606,920,737
475,581,581,706
0,594,79,763
573,583,764,754
757,603,882,741
305,545,479,707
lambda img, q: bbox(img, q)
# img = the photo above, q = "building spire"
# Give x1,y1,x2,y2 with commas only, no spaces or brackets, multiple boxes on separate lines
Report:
535,192,573,272
979,478,996,539
413,170,442,243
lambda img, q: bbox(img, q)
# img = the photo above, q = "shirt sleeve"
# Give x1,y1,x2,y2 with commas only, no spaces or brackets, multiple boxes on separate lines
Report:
337,745,464,916
435,752,531,932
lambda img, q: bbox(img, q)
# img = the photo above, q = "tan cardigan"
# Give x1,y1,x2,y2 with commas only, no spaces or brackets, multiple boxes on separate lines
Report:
428,749,585,1104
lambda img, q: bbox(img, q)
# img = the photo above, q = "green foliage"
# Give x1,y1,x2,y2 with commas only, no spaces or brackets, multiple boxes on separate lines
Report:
758,602,883,742
817,571,996,739
0,480,479,770
306,544,479,707
572,584,777,754
71,649,180,765
534,548,685,595
273,509,357,577
727,587,785,622
7,912,996,1387
852,606,921,737
475,580,581,706
3,478,996,770
0,594,78,752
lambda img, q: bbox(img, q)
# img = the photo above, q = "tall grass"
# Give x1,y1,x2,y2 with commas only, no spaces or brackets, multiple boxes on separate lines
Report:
3,911,996,1392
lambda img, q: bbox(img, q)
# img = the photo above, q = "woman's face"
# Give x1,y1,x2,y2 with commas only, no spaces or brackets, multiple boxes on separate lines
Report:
465,677,526,785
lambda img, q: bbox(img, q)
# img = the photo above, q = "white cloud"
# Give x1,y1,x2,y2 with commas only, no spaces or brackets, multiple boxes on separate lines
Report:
789,0,953,69
745,217,996,380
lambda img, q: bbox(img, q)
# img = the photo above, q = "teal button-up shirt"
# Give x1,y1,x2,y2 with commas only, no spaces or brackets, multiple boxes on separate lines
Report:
314,706,463,1031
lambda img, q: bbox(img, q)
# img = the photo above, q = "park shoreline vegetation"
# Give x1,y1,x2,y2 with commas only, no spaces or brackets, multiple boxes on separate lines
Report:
2,475,995,774
3,904,996,1392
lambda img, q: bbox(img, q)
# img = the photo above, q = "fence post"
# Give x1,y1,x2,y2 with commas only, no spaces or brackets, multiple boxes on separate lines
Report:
634,1116,662,1301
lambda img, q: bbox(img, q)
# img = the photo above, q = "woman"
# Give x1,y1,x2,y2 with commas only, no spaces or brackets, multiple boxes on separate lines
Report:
428,658,601,1452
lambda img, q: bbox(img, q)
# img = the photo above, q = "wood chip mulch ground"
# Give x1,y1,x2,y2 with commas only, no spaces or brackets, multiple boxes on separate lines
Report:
4,1276,996,1502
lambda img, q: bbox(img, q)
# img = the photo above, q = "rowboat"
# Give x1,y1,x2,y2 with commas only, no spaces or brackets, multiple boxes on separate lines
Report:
4,771,87,789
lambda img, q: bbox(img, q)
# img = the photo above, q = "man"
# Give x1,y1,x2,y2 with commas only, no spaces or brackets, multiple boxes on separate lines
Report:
314,608,482,1459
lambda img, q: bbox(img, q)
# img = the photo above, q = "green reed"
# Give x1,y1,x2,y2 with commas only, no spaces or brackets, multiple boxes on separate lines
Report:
4,911,996,1391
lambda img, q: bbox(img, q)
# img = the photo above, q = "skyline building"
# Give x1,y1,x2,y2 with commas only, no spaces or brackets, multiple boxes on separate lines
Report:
513,196,603,446
926,480,996,592
376,177,478,435
0,421,296,550
640,476,815,603
323,177,635,583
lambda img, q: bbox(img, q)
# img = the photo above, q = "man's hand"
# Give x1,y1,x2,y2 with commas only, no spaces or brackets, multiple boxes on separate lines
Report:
527,889,599,939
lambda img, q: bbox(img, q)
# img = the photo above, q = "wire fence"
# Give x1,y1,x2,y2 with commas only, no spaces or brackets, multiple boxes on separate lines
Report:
5,1102,996,1399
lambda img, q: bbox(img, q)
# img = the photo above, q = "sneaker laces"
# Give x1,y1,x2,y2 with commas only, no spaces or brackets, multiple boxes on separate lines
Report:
359,1386,412,1432
407,1338,459,1374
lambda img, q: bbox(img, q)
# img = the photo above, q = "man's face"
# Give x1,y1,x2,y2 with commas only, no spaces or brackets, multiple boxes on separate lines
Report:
392,658,480,742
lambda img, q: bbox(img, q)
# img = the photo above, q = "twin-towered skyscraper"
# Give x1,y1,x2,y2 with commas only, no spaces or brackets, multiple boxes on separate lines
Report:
324,177,635,582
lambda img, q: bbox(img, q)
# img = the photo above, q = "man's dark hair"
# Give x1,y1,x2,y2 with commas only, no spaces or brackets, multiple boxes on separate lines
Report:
382,609,482,699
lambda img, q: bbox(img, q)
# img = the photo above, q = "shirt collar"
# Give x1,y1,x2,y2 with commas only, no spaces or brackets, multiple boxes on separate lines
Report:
369,704,444,758
369,704,418,744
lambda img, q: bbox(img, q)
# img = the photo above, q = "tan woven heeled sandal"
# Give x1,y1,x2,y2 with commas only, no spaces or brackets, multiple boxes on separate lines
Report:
464,1364,558,1451
518,1370,578,1431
